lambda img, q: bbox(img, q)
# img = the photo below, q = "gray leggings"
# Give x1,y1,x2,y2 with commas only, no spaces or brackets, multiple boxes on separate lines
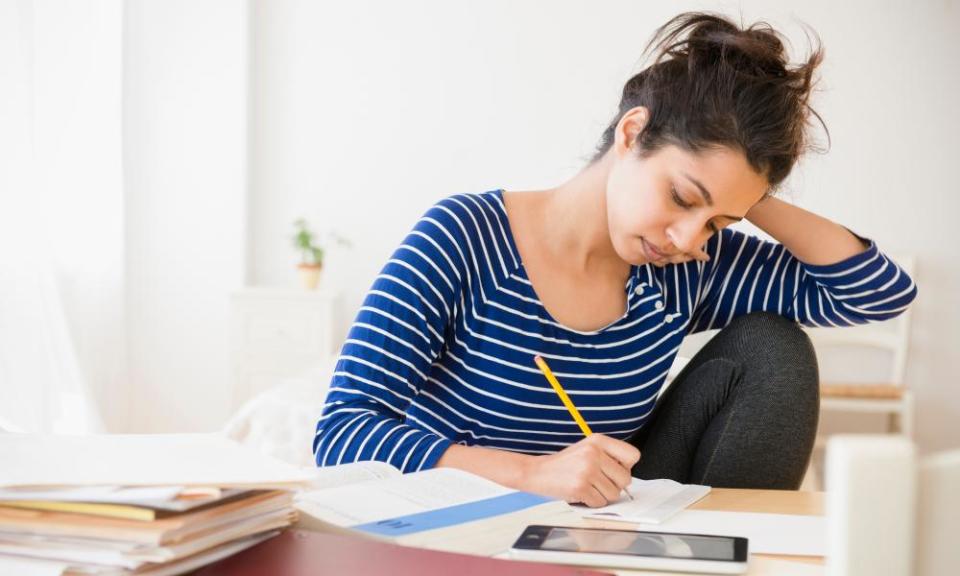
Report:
628,312,820,489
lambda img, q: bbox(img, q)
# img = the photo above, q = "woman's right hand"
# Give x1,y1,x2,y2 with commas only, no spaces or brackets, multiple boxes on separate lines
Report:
520,434,641,508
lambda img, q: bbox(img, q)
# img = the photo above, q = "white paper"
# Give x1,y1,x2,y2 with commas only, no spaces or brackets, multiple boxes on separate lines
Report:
0,554,69,576
303,461,401,490
490,554,824,576
746,556,823,576
639,510,825,557
0,541,142,569
0,485,184,504
295,467,511,525
578,478,710,524
0,533,142,552
0,433,313,489
134,531,280,576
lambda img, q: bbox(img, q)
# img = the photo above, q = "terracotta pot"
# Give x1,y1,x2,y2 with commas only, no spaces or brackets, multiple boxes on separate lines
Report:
297,263,323,290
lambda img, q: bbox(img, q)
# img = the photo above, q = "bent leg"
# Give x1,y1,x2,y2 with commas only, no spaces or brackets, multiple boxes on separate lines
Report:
629,312,820,489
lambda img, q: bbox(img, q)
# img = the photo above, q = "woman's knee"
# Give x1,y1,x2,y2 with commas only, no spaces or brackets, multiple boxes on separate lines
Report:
711,312,820,406
725,312,817,368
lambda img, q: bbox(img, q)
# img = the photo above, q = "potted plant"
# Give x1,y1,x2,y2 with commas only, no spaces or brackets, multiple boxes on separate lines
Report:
292,219,351,290
292,219,325,290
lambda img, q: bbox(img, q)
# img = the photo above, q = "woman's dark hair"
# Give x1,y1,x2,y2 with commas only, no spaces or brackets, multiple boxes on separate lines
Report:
590,12,827,190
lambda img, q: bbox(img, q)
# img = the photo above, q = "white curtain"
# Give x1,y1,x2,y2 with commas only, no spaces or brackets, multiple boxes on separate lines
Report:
0,0,123,433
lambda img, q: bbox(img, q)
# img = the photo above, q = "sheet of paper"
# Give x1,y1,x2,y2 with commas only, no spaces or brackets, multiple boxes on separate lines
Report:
0,485,184,504
0,555,69,576
639,510,825,557
746,557,823,576
135,530,280,576
0,541,142,569
0,433,313,489
303,461,401,490
577,478,710,523
295,467,511,525
489,553,823,576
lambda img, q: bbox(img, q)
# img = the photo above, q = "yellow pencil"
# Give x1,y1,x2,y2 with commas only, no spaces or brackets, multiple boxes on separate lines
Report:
533,355,634,501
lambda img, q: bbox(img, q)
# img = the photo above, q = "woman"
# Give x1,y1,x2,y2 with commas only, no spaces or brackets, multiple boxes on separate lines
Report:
313,12,917,506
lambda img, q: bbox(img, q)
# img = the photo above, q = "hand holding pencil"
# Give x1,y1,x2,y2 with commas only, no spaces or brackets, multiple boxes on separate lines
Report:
532,355,640,506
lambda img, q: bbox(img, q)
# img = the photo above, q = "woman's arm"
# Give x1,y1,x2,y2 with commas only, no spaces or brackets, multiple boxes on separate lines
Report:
313,200,465,472
436,444,531,489
687,199,917,333
744,196,868,265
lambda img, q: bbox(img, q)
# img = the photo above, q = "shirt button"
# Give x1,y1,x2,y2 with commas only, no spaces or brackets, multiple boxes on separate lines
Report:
665,314,674,323
634,285,644,296
655,301,664,310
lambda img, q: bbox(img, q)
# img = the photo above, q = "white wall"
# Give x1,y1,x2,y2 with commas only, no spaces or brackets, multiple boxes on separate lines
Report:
0,0,121,433
248,1,960,453
124,0,247,432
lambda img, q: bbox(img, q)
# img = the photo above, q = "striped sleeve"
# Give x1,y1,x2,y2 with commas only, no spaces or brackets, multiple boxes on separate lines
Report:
689,227,918,333
313,199,465,472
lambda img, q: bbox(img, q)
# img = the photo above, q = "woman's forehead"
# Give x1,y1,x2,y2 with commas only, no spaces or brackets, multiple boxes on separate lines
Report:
659,144,769,208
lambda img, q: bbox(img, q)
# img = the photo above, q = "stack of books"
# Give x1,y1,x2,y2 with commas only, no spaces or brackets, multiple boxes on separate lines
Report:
0,434,314,575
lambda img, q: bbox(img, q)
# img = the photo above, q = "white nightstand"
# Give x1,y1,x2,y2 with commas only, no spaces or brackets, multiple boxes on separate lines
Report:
230,287,342,410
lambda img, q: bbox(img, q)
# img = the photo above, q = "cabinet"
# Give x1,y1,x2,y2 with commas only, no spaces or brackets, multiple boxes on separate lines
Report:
230,287,341,410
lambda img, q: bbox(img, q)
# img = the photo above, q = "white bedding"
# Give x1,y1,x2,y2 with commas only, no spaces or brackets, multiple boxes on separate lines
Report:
222,354,691,468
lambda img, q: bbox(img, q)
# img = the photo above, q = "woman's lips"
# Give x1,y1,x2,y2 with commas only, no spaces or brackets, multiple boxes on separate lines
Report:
642,237,668,261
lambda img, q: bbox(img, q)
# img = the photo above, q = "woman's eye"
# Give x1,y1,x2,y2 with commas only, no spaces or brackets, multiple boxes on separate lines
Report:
670,187,692,208
672,185,719,233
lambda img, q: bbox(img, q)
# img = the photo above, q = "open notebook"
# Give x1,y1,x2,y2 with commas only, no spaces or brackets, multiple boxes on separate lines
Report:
575,477,711,524
295,461,571,554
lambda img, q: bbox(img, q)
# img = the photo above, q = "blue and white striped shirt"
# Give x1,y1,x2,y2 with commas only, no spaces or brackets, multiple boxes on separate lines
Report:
313,189,917,473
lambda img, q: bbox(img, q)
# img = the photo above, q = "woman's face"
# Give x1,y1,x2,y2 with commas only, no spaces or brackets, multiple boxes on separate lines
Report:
605,109,770,267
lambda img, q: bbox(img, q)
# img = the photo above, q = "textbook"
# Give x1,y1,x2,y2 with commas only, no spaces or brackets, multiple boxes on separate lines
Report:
294,461,573,555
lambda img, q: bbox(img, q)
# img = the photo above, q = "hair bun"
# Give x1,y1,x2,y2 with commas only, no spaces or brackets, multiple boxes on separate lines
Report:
653,14,791,80
590,11,828,188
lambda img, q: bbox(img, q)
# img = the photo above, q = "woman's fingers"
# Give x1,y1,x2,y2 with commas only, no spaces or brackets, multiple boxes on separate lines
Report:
599,452,633,492
583,468,621,507
590,434,641,469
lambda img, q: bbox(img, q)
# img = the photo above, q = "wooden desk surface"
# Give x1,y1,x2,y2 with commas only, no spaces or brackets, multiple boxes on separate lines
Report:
692,488,824,516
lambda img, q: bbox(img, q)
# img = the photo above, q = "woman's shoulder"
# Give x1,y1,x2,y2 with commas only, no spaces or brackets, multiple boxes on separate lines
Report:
413,189,507,238
427,189,506,217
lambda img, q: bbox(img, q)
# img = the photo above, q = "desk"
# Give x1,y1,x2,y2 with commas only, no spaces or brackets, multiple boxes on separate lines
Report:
200,489,825,576
417,488,825,572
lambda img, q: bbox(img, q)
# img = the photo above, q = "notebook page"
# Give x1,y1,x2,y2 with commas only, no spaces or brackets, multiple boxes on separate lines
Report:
304,461,401,490
577,478,710,523
296,468,512,526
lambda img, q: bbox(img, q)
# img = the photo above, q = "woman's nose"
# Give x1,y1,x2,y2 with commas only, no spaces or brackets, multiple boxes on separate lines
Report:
667,221,710,255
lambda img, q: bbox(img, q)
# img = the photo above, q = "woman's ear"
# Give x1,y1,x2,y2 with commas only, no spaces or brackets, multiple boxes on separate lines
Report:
614,106,650,157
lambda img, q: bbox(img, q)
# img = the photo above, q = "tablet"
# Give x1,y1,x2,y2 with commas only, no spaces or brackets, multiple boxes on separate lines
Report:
508,525,748,574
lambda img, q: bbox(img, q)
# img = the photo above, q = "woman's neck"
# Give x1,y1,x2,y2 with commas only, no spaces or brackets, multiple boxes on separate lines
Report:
540,153,626,276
